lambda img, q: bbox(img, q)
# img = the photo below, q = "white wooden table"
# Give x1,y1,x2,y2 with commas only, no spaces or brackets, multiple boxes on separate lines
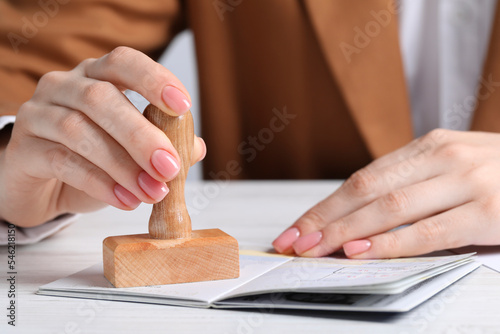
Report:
2,181,500,334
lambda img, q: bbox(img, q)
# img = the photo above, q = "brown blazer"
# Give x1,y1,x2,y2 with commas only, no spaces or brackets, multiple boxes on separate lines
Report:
1,0,500,180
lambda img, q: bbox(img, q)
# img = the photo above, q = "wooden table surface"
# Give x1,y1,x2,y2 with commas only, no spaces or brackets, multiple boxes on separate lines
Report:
2,181,500,334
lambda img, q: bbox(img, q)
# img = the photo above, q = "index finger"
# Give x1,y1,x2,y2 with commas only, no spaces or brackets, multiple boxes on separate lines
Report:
78,46,191,116
272,147,447,255
344,202,479,259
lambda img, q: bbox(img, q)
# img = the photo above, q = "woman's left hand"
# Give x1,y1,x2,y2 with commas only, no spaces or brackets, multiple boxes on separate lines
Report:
273,129,500,258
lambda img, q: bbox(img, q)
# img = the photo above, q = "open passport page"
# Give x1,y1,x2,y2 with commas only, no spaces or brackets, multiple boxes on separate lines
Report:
38,251,479,312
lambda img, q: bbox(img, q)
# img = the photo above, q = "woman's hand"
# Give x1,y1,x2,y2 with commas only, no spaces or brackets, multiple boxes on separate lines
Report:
273,129,500,258
0,47,206,227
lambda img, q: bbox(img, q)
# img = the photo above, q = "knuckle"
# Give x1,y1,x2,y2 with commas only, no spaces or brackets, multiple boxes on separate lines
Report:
480,196,500,221
424,128,450,145
81,165,105,189
127,120,153,148
59,112,88,138
465,165,494,192
410,138,435,159
81,81,114,107
38,71,65,87
18,100,35,114
109,149,136,174
106,46,135,66
77,58,96,69
48,146,105,189
331,217,350,241
48,146,74,179
417,219,445,246
16,101,36,123
382,232,401,252
345,168,377,197
298,208,327,231
380,190,410,214
434,142,469,161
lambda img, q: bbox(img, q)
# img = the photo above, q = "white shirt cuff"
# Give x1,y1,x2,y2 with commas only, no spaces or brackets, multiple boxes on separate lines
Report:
0,214,79,245
0,115,15,130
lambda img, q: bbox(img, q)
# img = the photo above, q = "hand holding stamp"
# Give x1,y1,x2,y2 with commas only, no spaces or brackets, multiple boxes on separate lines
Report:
103,104,239,288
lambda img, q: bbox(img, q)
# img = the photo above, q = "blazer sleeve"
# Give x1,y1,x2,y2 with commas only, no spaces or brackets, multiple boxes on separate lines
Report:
0,0,186,116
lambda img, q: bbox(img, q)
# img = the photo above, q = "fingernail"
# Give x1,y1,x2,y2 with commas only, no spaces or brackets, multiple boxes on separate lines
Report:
114,184,141,209
198,137,207,161
293,231,322,254
138,171,169,201
151,149,180,180
162,86,191,115
272,227,300,253
343,240,372,257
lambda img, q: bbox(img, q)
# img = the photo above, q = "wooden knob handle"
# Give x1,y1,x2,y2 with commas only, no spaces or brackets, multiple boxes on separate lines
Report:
143,104,193,240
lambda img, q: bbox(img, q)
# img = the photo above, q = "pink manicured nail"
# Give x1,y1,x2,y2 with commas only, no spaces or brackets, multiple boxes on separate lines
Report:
293,231,323,254
162,86,191,115
343,240,372,257
151,149,180,180
197,137,207,161
138,171,169,201
272,227,300,253
114,184,141,209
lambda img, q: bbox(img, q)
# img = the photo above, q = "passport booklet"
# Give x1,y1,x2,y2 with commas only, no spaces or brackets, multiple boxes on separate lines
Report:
38,251,479,313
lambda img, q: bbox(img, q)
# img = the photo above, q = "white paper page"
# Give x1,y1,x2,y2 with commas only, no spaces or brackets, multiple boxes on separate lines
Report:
221,253,475,298
340,258,474,294
452,245,500,273
38,255,291,305
215,261,480,312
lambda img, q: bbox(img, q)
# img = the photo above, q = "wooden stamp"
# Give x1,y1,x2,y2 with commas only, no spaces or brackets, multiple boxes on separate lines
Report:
103,104,240,288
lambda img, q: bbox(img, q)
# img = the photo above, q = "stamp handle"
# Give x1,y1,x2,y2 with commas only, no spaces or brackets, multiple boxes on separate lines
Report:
143,104,193,240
